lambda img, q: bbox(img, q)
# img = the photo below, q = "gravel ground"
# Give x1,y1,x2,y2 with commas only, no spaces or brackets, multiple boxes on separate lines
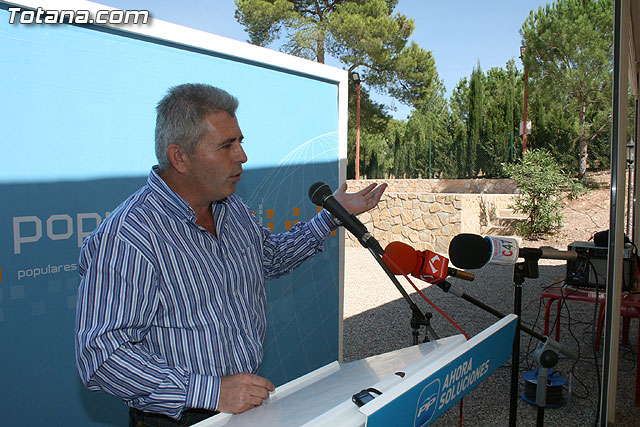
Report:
342,173,640,426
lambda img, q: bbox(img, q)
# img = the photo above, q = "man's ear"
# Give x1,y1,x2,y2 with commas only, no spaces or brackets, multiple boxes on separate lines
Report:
167,144,189,174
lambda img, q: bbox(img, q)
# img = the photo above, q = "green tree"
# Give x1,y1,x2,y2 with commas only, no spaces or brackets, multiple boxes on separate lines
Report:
467,62,485,176
527,81,581,172
481,61,522,176
388,120,408,178
503,149,582,238
449,59,525,179
402,80,452,178
234,0,440,110
521,0,613,181
449,77,470,177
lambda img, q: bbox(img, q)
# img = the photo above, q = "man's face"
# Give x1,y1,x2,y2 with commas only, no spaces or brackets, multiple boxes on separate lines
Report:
183,111,247,203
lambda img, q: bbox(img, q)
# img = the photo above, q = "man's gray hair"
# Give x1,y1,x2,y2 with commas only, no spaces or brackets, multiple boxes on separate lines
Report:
155,83,239,170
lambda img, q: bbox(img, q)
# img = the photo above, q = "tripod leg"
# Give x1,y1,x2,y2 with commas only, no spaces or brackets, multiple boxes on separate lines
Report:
536,367,548,426
424,323,440,341
421,312,439,342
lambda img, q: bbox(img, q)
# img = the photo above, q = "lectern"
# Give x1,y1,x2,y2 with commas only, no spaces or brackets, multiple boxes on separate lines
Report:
195,315,517,427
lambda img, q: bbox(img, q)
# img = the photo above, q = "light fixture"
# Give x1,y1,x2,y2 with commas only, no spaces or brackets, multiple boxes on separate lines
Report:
520,45,527,58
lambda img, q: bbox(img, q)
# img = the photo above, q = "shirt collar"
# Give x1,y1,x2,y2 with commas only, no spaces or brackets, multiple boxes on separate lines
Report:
147,166,229,224
148,166,196,223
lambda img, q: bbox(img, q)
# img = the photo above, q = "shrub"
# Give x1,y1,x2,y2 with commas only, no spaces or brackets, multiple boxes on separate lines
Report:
503,149,585,238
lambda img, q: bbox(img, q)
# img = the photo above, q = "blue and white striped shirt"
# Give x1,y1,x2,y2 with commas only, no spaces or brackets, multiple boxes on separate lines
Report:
75,167,335,419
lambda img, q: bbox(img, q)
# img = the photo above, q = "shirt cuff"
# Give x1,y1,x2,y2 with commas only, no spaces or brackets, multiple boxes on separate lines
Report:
310,209,338,237
185,373,220,412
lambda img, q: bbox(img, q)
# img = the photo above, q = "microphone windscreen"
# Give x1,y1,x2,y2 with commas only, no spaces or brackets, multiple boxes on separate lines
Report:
382,241,418,274
593,229,630,247
309,182,332,206
593,230,608,247
448,233,492,269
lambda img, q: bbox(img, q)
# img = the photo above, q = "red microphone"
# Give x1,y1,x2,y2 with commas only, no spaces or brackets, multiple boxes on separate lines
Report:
382,241,474,283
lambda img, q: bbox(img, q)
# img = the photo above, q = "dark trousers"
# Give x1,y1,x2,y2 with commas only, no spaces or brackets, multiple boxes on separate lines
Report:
129,407,218,427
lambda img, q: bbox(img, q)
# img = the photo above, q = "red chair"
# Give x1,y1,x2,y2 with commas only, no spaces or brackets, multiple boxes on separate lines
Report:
541,282,640,406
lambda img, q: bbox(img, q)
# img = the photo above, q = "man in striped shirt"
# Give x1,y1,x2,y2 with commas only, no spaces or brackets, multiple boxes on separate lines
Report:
75,83,386,426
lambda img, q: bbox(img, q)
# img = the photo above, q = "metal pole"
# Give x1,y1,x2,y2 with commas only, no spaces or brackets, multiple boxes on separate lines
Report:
520,46,529,154
600,0,628,423
428,137,432,178
628,157,632,237
355,80,361,180
523,68,528,153
508,266,525,427
633,98,639,243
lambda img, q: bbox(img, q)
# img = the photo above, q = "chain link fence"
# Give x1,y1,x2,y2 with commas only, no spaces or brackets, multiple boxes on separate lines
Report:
354,131,612,180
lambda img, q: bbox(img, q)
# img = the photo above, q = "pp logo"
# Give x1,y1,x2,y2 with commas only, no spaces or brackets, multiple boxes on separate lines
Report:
415,379,440,427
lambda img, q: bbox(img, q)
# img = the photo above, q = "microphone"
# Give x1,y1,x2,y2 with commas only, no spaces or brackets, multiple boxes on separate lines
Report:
382,241,475,283
448,233,580,269
308,182,383,255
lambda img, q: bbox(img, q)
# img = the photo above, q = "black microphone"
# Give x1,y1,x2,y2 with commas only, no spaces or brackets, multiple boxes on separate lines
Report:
308,182,383,255
448,233,581,269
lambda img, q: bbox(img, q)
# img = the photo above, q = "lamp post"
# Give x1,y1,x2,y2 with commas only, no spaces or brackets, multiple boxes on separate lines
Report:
351,71,361,180
520,45,528,153
627,138,635,236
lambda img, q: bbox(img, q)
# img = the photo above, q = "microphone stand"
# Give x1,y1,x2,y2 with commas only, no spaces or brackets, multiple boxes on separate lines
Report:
510,254,539,427
434,257,578,427
317,190,437,343
369,248,439,344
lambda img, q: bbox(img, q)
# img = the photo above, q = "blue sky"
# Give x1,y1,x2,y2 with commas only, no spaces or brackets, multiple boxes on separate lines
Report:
98,0,550,118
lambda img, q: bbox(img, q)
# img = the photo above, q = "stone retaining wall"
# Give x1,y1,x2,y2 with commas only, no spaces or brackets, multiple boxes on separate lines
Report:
344,179,519,253
349,178,519,194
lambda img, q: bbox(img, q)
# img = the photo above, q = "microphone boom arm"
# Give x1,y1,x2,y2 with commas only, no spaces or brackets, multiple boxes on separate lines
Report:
434,281,578,360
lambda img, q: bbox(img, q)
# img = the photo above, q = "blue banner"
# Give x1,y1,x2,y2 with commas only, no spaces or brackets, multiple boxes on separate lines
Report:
0,3,342,425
